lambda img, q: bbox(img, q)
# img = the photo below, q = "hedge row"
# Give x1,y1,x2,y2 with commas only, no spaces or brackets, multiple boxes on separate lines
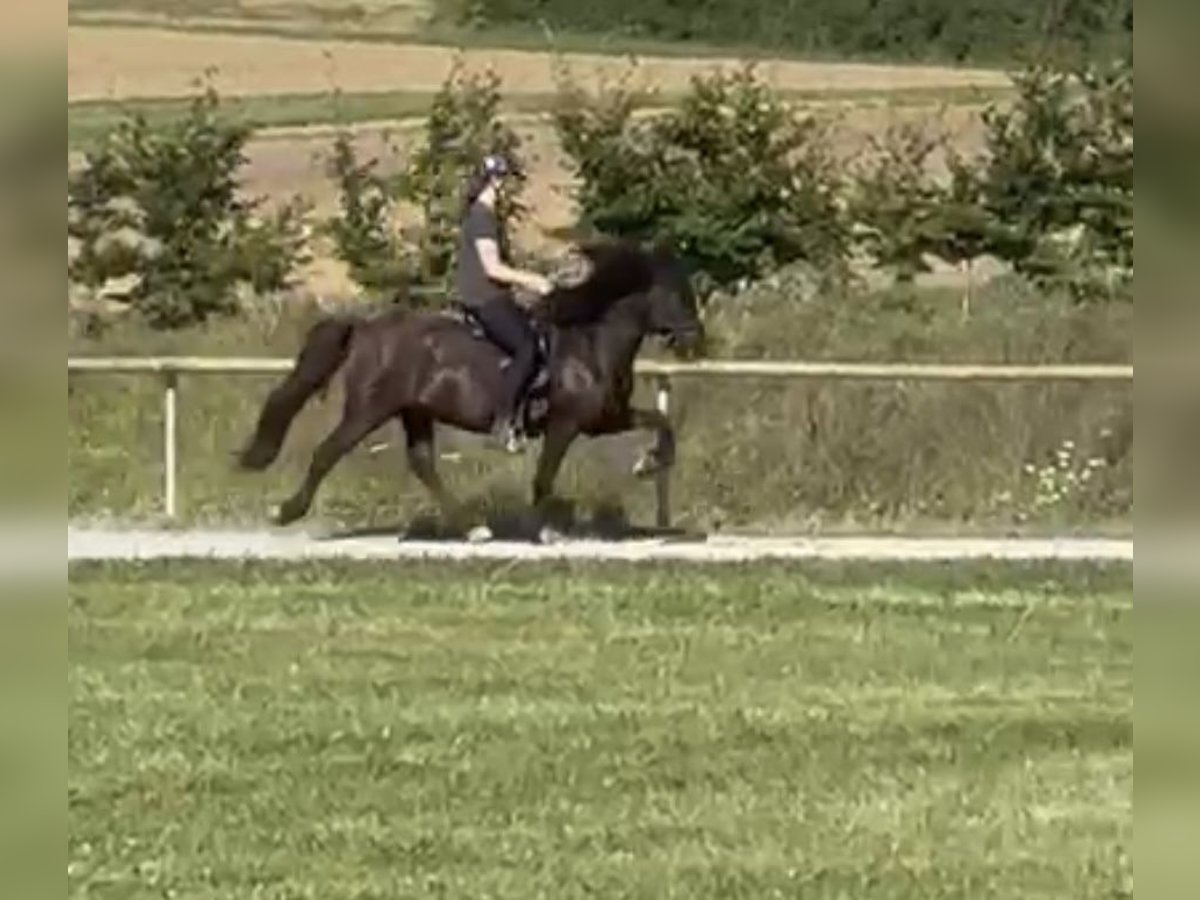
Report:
554,61,1133,301
68,58,1132,331
437,0,1131,64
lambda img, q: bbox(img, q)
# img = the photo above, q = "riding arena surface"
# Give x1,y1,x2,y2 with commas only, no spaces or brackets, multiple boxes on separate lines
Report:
67,527,1133,564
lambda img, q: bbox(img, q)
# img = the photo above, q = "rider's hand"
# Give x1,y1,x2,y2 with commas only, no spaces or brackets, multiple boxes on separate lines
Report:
527,273,554,296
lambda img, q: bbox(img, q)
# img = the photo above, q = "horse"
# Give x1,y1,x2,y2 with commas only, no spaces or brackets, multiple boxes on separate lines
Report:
235,239,705,539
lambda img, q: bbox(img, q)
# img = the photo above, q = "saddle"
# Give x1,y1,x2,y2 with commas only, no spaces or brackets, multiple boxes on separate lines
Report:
445,304,553,437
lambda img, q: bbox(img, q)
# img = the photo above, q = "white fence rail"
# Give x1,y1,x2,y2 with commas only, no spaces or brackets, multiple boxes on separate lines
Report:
67,356,1134,525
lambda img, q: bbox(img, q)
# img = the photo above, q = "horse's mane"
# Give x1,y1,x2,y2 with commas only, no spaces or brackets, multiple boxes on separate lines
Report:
537,239,658,328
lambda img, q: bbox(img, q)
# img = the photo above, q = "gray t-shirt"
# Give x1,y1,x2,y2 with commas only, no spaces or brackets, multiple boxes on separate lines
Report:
456,201,510,308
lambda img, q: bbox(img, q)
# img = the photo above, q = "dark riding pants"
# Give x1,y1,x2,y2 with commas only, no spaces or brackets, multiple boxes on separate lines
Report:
470,294,538,424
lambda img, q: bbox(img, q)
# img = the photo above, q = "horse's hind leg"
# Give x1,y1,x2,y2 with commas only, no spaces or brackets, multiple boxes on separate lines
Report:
275,396,390,526
398,411,464,533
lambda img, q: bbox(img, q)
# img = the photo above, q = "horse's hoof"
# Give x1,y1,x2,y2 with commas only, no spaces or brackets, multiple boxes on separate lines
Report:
466,524,494,544
632,452,661,479
537,525,566,545
273,501,303,527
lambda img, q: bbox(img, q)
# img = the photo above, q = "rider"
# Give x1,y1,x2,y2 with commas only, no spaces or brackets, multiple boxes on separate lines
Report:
456,152,553,452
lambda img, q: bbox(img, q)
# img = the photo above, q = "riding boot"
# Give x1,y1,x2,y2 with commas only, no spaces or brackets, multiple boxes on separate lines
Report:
490,389,525,453
470,294,538,453
493,344,538,454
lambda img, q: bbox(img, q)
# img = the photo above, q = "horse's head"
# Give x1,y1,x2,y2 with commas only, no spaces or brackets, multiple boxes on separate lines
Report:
645,243,705,358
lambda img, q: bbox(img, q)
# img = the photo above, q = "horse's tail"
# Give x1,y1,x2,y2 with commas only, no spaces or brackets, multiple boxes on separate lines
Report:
237,316,356,471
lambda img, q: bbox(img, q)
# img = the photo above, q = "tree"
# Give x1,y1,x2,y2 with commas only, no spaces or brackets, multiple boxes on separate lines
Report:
554,65,849,294
974,60,1132,299
324,61,528,303
849,120,950,282
323,131,417,302
68,86,309,328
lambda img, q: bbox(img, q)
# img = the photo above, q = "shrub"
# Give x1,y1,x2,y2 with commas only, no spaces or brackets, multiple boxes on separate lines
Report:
972,60,1133,300
848,59,1133,302
67,86,310,329
323,131,417,302
847,120,995,309
554,65,849,293
324,62,527,303
398,63,528,288
848,120,951,282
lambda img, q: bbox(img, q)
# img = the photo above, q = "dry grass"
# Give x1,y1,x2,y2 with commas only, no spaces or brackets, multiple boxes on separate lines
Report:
67,24,1009,103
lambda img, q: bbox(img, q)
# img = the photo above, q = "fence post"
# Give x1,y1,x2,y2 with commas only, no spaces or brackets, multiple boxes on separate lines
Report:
655,375,672,529
163,370,178,520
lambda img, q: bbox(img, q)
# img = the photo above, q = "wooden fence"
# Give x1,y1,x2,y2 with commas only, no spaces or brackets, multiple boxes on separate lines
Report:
67,356,1134,525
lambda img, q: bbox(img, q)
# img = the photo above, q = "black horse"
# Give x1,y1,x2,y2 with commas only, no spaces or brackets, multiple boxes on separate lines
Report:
237,239,705,539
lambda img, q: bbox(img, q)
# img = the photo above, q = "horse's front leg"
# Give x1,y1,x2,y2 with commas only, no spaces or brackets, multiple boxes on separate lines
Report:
585,406,676,531
625,408,675,478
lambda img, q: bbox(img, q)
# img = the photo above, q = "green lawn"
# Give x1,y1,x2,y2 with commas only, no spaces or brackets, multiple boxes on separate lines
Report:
67,90,561,151
69,560,1132,898
67,84,1006,152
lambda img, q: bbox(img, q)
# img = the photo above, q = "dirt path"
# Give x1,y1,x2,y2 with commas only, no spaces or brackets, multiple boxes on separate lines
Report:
66,528,1133,564
68,25,1009,102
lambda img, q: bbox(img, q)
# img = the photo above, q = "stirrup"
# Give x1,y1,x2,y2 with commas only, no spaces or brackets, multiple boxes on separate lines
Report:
491,419,524,454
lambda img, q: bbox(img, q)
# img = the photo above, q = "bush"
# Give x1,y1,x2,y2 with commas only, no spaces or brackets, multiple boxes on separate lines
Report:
554,66,848,293
67,86,310,329
324,63,527,303
399,63,528,288
973,60,1133,300
848,120,952,282
847,59,1133,302
557,58,1132,300
323,132,418,303
847,123,994,298
437,0,1132,65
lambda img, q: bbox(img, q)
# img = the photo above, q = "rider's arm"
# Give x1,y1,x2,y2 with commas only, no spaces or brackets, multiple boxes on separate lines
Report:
475,237,552,298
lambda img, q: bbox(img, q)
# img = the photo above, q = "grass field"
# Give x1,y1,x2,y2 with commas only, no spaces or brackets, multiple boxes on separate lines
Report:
68,559,1132,898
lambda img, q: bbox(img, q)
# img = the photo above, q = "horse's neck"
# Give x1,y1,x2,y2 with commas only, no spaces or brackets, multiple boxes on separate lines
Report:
553,299,646,379
601,313,647,372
